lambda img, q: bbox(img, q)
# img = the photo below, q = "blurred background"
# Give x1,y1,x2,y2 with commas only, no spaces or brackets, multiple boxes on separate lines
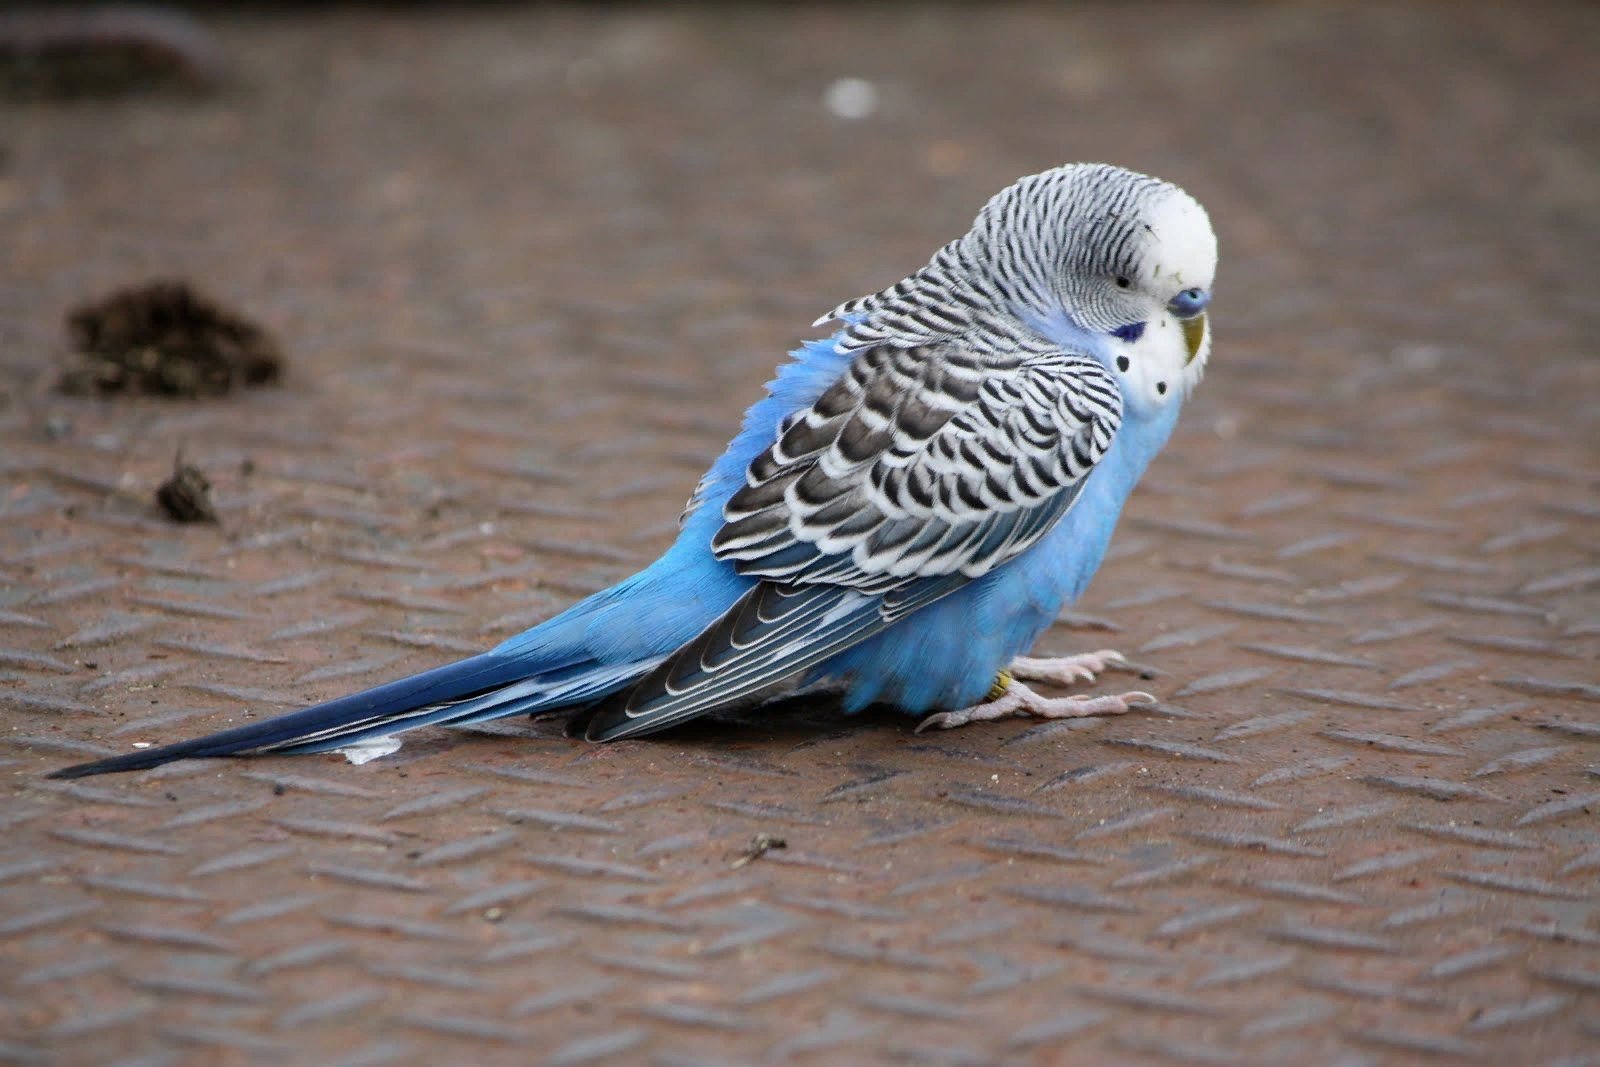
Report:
1,4,1597,1065
4,3,1594,405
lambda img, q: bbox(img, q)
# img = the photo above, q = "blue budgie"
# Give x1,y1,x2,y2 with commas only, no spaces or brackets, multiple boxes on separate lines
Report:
51,162,1216,779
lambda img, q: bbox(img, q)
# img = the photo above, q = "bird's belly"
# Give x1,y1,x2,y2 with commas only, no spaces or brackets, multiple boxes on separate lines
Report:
815,567,1066,715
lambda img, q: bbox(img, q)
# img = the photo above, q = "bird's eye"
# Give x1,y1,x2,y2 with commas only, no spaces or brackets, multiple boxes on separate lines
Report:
1114,275,1132,289
1167,287,1210,319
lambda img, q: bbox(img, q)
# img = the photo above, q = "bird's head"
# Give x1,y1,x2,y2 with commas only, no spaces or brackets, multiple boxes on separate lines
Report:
973,163,1218,413
820,163,1217,417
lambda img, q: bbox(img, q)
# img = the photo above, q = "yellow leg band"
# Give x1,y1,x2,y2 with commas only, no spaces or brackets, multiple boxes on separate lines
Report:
986,669,1012,702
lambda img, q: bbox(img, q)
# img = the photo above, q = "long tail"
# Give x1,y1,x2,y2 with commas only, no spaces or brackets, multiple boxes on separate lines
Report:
47,650,658,779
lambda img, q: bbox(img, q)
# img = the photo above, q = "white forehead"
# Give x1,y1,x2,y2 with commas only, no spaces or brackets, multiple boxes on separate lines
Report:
1138,187,1217,292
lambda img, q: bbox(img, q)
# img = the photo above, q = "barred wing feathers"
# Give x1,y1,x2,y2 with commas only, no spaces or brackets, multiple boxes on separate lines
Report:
716,343,1120,588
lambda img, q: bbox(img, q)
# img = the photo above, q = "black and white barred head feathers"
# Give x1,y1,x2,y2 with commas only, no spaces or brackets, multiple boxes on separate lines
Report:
819,163,1217,369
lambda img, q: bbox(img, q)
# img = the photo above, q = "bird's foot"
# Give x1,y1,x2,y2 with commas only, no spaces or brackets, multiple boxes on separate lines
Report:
915,677,1154,733
1009,649,1128,687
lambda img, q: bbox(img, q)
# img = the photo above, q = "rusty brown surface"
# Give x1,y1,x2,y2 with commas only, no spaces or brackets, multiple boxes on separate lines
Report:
2,4,1597,1065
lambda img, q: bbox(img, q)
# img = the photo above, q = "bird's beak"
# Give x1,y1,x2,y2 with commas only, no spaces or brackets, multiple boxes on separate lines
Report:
1182,312,1208,365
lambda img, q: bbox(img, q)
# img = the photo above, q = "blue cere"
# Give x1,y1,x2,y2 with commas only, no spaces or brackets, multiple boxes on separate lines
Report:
1167,287,1210,319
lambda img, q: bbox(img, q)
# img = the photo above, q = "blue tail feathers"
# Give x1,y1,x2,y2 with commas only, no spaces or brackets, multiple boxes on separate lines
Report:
46,650,644,779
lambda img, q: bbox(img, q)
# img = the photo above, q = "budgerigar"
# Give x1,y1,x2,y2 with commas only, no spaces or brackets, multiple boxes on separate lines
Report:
50,162,1216,779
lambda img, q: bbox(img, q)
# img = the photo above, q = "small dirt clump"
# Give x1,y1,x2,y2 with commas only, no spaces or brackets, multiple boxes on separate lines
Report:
60,279,284,399
155,455,219,524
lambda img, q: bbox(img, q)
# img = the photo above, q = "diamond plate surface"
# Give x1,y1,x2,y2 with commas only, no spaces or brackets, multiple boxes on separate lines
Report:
2,4,1597,1065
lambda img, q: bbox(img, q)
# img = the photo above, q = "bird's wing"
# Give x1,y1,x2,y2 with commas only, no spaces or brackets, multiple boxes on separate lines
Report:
584,341,1122,740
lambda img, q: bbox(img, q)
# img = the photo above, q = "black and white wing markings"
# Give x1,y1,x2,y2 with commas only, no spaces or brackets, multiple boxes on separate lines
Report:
583,341,1122,741
713,342,1121,591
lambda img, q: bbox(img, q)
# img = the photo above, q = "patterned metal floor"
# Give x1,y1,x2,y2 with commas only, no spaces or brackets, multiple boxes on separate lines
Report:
2,4,1597,1064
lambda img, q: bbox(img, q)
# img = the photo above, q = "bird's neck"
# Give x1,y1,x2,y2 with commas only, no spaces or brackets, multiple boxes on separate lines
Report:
1111,394,1184,481
1022,308,1111,362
